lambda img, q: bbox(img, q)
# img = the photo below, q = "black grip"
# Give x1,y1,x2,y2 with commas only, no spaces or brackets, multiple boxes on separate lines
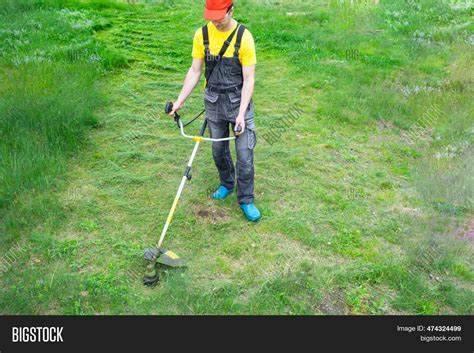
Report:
234,125,242,137
165,101,173,114
165,101,180,127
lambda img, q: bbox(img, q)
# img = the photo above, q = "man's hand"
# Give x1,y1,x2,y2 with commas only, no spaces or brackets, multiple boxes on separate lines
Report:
168,101,183,118
235,114,245,136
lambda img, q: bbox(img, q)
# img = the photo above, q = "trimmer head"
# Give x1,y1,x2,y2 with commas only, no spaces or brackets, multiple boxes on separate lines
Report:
143,263,160,286
143,247,185,286
144,247,186,268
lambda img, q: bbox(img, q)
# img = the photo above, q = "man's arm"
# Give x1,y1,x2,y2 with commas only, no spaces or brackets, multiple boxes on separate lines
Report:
235,64,255,135
169,58,204,116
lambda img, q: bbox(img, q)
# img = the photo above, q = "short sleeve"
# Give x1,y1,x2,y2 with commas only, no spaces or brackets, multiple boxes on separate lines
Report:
192,27,204,59
240,30,256,66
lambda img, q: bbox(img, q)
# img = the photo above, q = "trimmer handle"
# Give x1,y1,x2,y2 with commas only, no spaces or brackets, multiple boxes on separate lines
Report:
233,124,242,137
165,102,180,127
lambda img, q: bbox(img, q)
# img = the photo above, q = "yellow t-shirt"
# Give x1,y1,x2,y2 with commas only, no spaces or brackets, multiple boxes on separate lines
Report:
192,22,256,66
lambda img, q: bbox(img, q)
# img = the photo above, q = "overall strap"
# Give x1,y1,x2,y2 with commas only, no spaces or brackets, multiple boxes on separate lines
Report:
202,25,210,57
217,24,239,59
233,24,246,57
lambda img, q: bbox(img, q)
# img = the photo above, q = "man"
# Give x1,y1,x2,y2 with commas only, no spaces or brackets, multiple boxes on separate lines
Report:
168,0,261,222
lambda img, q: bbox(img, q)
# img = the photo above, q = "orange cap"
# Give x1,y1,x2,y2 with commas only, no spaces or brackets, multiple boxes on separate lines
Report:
204,0,233,20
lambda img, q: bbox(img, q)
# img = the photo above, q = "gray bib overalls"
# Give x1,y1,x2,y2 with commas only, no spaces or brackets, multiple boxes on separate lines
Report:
202,23,256,205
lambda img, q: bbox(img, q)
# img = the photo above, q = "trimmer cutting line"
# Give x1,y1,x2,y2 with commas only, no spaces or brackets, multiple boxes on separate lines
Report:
143,102,241,286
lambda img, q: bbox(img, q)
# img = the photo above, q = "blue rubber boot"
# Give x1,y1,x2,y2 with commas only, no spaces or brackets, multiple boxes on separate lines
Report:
211,185,232,200
240,203,262,222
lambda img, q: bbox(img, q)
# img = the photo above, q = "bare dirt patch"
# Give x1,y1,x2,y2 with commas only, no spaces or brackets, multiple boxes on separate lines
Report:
317,288,350,314
195,205,231,223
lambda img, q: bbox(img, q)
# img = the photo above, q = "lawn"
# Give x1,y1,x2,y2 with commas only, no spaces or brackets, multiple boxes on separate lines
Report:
0,0,472,314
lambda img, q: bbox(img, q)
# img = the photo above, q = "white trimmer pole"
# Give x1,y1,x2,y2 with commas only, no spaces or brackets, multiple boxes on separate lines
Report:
157,139,201,248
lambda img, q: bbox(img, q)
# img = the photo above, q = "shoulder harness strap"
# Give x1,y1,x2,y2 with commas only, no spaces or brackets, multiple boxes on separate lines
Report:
233,24,246,57
218,24,239,59
202,25,210,56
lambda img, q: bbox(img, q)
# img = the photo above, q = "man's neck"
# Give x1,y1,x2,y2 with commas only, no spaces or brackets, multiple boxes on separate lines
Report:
219,19,236,32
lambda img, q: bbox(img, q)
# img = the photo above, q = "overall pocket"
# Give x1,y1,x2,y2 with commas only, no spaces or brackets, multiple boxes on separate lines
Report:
226,89,241,120
228,93,254,121
235,118,257,150
229,67,242,77
246,118,256,149
236,127,257,151
203,88,219,120
246,128,257,149
228,90,241,104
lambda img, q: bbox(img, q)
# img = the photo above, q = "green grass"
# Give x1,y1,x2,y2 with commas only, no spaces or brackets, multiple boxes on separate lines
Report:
0,1,128,242
0,0,472,314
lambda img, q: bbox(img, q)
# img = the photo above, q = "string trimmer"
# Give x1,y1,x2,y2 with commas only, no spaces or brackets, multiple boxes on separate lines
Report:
143,102,241,286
